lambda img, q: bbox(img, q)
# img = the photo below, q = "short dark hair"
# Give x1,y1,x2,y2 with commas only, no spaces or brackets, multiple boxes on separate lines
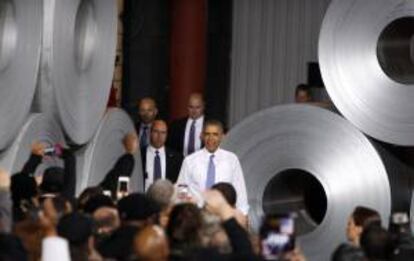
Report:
295,84,310,95
352,206,381,228
211,182,237,207
360,225,393,259
167,203,203,251
203,119,224,133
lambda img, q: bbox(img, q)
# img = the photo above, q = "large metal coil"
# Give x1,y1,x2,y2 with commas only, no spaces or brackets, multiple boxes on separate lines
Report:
75,108,143,196
319,0,414,146
37,0,117,145
0,114,65,176
0,0,42,149
222,104,391,261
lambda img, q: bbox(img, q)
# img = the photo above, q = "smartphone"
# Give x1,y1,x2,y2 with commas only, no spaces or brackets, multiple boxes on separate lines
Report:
117,177,130,200
176,184,189,202
260,214,295,260
44,147,55,156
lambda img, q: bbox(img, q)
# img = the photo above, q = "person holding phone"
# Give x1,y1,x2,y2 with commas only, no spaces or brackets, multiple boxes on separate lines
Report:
100,132,138,197
10,141,76,221
260,214,296,260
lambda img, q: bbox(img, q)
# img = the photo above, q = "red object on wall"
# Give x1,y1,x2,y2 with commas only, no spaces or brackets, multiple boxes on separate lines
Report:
169,0,207,120
107,85,118,107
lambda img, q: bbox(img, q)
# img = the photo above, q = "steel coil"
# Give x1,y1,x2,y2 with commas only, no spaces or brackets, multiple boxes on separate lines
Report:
38,0,117,144
319,0,414,145
0,0,42,149
75,108,143,195
0,114,65,176
222,104,391,261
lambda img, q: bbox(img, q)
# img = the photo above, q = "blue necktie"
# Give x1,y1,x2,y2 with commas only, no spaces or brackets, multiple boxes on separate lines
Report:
188,120,196,154
154,150,161,181
140,125,149,149
205,154,215,188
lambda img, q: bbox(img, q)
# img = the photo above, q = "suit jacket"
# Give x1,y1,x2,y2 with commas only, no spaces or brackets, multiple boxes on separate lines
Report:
167,117,207,154
141,146,183,185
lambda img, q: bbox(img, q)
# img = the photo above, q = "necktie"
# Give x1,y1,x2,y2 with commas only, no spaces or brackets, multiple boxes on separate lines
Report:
188,120,196,154
205,154,215,188
154,150,161,181
140,125,148,149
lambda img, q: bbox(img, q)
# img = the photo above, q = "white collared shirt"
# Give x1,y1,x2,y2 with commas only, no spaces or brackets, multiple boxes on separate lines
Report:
176,148,249,214
145,145,166,191
183,116,204,156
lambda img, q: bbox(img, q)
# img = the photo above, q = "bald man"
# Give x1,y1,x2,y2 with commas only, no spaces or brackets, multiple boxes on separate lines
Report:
135,97,158,150
133,225,169,261
142,120,183,191
168,93,208,156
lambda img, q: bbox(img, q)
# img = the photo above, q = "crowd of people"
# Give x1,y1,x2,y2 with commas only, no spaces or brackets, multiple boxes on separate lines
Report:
0,92,413,260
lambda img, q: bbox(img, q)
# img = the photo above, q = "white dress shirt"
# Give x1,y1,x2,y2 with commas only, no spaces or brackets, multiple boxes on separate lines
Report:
176,148,249,214
183,116,204,156
145,146,166,191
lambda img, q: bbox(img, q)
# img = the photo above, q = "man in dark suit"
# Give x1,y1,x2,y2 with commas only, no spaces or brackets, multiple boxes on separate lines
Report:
142,120,183,191
167,93,206,156
135,97,158,151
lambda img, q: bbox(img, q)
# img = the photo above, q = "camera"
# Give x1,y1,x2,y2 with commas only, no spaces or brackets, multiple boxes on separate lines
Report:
260,214,296,260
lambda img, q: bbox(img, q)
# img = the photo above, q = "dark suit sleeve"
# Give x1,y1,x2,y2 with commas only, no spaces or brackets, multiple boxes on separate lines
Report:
20,154,43,176
165,148,183,183
167,118,186,154
221,218,254,255
60,148,76,199
99,153,135,193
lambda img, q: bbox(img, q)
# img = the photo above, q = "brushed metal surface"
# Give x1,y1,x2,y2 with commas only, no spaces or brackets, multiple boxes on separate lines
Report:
222,104,391,261
39,0,117,144
319,0,414,145
0,0,42,149
75,108,143,196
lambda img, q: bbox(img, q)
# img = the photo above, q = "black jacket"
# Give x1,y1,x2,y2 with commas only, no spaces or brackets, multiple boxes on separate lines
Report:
167,117,208,155
100,153,135,194
141,147,183,185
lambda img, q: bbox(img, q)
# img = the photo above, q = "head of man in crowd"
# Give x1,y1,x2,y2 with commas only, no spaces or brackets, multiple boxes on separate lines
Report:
347,206,381,247
187,93,205,120
134,225,170,261
138,98,158,125
202,120,224,153
150,120,168,149
295,84,312,103
147,179,175,228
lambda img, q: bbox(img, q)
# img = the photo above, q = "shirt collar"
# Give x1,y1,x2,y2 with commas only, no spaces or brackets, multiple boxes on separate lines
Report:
188,115,204,125
149,145,165,154
202,147,221,157
141,123,152,130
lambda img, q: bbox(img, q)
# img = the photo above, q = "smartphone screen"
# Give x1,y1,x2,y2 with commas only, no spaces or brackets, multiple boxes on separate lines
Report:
177,184,189,201
119,180,128,192
117,177,130,200
260,214,295,260
44,147,55,156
